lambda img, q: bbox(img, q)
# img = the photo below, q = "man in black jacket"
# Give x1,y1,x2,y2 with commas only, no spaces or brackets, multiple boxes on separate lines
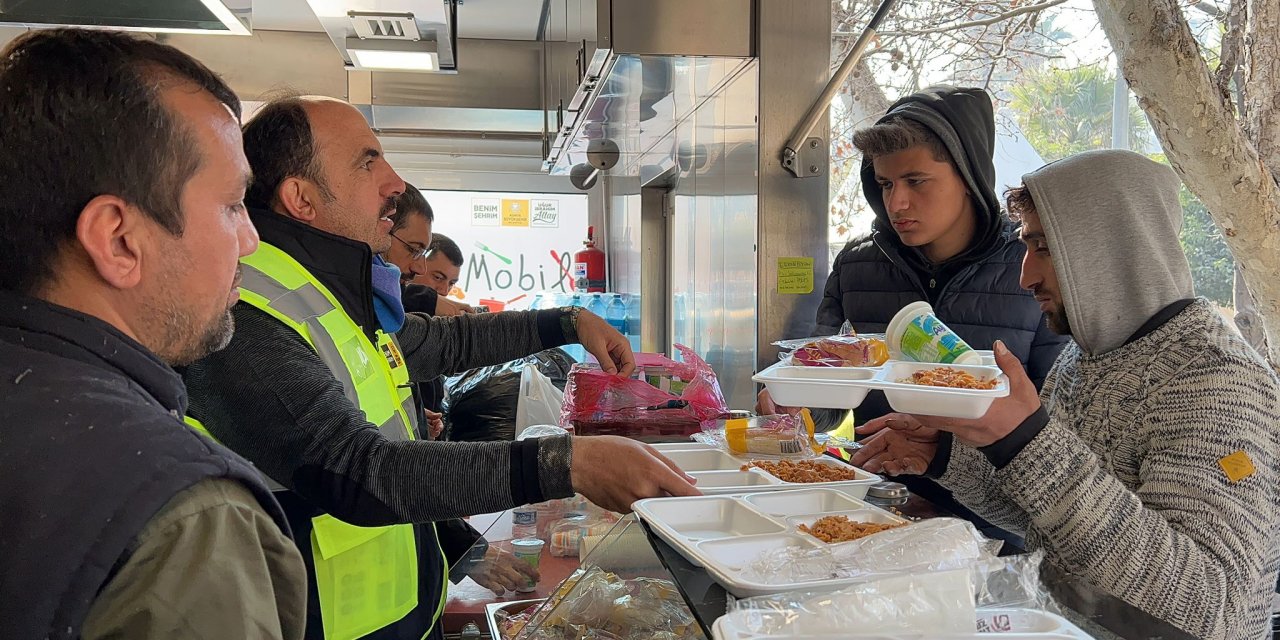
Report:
0,29,305,639
183,95,698,640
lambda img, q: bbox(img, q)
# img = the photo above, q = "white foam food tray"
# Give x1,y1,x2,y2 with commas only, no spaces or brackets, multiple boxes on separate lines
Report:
658,448,879,499
753,359,1009,419
634,489,911,597
712,607,1095,639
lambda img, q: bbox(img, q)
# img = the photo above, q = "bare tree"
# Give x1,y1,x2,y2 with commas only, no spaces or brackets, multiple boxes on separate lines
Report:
1091,0,1280,366
827,0,1075,244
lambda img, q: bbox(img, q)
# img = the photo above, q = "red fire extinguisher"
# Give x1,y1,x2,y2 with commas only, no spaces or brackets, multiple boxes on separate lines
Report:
572,225,606,293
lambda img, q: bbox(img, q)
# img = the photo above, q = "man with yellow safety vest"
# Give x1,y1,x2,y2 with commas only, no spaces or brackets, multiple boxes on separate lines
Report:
182,95,701,640
0,29,306,639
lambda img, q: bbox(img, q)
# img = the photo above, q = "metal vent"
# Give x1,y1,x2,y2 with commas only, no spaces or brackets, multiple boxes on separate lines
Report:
0,0,251,35
349,11,420,41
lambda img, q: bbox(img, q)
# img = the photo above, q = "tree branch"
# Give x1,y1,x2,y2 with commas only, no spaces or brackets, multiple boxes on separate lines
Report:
1192,1,1226,20
835,0,1069,38
1214,0,1246,112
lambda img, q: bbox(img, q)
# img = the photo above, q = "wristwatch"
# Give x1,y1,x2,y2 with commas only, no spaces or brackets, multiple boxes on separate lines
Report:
559,305,582,344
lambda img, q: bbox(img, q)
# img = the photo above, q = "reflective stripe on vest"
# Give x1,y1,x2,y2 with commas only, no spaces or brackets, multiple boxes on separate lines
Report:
239,242,447,640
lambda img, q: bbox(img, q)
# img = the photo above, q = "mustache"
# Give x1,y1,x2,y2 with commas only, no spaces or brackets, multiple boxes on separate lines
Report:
381,198,397,218
232,265,243,290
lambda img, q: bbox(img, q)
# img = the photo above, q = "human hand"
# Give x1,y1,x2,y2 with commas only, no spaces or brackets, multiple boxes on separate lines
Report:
434,297,476,316
467,546,538,595
573,309,636,378
755,388,802,417
570,436,700,512
424,409,444,440
849,413,940,476
874,340,1041,447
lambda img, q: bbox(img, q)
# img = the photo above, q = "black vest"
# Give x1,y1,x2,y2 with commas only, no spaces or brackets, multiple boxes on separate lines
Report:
0,293,288,640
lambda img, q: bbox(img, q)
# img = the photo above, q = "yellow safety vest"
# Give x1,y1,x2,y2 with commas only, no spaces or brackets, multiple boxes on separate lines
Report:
190,241,447,640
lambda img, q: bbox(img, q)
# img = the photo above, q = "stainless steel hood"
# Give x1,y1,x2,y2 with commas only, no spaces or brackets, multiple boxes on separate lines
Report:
543,0,753,176
0,0,252,35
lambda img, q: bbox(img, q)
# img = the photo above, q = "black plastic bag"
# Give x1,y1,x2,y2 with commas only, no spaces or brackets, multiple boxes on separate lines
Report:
443,348,576,442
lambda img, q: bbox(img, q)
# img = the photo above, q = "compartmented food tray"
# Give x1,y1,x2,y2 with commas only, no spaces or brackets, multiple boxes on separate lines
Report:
634,489,911,597
753,358,1009,419
711,607,1096,639
656,446,879,499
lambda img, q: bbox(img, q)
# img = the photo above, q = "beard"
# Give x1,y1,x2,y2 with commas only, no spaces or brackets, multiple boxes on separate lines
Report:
1046,308,1072,336
142,251,239,366
144,292,237,366
324,195,396,254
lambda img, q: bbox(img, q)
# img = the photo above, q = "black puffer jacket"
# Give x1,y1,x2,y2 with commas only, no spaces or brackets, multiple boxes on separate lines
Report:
816,86,1068,425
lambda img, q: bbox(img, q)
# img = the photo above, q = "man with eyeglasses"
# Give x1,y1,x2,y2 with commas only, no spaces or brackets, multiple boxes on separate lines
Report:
386,184,473,317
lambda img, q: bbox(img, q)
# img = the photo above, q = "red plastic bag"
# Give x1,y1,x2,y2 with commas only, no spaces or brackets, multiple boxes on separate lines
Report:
560,345,729,439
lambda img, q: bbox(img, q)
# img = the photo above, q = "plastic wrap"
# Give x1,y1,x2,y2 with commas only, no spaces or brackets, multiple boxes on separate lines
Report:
721,550,1061,638
560,344,728,438
497,567,705,640
791,335,891,368
693,411,822,457
741,518,998,586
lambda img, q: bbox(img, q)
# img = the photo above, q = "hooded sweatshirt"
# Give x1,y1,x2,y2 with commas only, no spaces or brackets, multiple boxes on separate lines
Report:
860,85,1005,289
937,150,1280,639
1025,149,1194,354
817,86,1067,422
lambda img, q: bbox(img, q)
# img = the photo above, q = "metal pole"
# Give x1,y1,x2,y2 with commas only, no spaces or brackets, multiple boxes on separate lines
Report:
782,0,896,177
1111,61,1129,150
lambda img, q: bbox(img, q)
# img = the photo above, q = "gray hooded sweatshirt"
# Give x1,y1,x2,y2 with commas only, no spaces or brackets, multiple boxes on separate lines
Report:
938,150,1280,639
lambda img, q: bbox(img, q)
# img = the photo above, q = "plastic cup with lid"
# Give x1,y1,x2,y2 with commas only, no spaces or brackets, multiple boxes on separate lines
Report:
885,301,981,365
510,538,546,592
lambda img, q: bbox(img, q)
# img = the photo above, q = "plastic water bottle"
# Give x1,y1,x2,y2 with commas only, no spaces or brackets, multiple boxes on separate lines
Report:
606,294,627,334
511,505,538,540
587,293,607,317
528,293,543,311
564,294,587,362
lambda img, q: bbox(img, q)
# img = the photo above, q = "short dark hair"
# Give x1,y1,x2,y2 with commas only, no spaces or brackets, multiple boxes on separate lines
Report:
242,95,328,210
391,184,434,233
1004,185,1037,222
428,233,465,267
852,116,952,164
0,28,240,294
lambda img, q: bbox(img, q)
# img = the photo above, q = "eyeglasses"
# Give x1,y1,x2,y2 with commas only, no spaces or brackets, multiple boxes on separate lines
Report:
391,233,430,260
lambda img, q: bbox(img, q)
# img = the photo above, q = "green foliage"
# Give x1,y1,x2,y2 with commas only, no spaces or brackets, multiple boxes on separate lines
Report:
1178,186,1235,306
1009,65,1150,162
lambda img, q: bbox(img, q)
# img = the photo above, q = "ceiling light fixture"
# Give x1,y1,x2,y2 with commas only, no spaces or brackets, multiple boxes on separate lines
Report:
345,38,439,71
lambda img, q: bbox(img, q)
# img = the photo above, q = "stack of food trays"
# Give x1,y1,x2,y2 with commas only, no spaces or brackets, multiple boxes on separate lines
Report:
711,607,1097,639
633,488,910,596
753,357,1009,419
649,442,879,498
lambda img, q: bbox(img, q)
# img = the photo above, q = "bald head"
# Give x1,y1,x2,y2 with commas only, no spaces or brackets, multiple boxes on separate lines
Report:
242,95,405,252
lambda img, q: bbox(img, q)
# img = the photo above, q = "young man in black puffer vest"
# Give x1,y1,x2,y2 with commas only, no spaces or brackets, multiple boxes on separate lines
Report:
760,86,1067,551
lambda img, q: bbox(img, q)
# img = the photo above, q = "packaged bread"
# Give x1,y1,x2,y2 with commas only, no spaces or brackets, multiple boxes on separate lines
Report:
793,335,889,367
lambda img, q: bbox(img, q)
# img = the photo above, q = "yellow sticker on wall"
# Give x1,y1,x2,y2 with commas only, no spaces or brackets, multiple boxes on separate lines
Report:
1218,450,1256,483
778,257,814,294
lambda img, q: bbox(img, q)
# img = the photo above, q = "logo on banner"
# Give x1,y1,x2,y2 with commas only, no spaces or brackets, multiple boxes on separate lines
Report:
501,199,530,227
531,199,559,227
471,199,500,227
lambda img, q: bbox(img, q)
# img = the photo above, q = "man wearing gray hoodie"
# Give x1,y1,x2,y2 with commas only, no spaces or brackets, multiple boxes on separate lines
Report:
852,149,1280,639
